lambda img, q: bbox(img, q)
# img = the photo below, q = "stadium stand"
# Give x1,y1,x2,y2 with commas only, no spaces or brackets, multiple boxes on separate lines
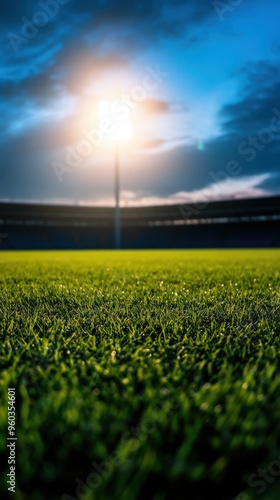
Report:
0,196,279,249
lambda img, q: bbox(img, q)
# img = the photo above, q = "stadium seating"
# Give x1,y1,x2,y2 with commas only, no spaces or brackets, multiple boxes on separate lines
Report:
0,197,279,249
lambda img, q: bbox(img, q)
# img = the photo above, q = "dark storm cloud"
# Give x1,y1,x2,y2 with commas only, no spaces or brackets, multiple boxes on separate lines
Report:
222,61,280,135
49,0,216,35
0,72,58,104
0,0,216,113
0,1,37,23
1,57,280,202
123,61,280,197
0,0,214,139
0,0,224,75
1,120,278,203
1,0,213,49
122,136,279,197
1,0,280,203
7,49,127,102
257,173,280,193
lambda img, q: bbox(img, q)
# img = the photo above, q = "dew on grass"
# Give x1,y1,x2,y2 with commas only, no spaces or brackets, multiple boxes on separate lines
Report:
161,387,169,396
2,248,279,498
200,402,209,411
203,383,211,390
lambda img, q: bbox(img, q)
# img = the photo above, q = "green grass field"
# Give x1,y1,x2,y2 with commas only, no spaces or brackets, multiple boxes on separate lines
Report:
0,249,280,500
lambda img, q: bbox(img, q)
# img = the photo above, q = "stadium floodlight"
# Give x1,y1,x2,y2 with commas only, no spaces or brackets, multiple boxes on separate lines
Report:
98,100,132,249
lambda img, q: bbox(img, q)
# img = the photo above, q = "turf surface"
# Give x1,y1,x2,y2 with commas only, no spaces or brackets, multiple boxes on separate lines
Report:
0,249,280,500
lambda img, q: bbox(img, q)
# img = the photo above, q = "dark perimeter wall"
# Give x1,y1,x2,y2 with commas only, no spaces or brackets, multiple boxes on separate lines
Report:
0,197,279,249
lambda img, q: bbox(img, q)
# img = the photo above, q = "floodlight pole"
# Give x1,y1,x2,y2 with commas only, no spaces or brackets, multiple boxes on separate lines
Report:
114,143,121,249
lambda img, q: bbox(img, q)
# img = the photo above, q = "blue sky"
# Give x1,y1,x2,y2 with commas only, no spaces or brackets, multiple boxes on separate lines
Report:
0,0,280,206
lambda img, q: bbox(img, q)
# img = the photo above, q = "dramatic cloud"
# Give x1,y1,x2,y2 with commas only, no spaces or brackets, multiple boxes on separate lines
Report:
0,0,279,205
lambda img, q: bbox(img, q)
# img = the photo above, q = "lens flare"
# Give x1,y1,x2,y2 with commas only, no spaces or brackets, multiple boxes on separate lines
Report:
98,100,132,142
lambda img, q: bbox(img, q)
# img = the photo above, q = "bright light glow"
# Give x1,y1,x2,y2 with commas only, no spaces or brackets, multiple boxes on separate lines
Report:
98,100,132,142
